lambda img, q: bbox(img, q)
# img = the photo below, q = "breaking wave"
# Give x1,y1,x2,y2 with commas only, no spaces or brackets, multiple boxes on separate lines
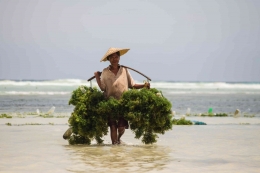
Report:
0,79,260,95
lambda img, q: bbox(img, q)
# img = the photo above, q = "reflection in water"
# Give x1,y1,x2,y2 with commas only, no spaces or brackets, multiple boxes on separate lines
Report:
64,144,172,172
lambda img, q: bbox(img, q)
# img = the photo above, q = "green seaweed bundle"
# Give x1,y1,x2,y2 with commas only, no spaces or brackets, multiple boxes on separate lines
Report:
172,118,193,125
120,88,173,144
67,86,173,145
68,86,107,145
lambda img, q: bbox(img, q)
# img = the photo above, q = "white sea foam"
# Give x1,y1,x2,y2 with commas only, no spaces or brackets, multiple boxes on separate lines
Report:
0,80,260,95
1,80,260,89
149,81,260,90
0,79,89,86
167,91,260,94
2,91,70,95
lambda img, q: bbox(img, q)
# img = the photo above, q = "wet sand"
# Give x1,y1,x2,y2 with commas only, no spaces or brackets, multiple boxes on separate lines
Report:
0,117,260,173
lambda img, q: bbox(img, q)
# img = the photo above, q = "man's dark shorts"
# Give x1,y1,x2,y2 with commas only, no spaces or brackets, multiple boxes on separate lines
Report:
108,117,129,129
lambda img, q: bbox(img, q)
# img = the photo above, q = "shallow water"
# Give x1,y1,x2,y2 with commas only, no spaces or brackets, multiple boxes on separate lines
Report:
0,117,260,173
0,81,260,172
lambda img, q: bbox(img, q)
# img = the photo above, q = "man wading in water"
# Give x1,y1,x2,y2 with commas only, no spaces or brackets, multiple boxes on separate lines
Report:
94,47,150,145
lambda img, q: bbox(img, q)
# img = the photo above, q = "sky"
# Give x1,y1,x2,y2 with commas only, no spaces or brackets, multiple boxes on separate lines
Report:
0,0,259,82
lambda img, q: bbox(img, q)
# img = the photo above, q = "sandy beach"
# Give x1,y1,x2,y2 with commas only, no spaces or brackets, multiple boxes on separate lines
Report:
1,116,260,173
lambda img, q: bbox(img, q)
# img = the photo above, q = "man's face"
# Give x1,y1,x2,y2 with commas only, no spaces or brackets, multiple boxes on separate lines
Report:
108,53,120,65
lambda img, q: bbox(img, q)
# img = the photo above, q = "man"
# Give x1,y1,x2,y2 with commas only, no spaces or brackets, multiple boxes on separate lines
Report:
94,47,150,144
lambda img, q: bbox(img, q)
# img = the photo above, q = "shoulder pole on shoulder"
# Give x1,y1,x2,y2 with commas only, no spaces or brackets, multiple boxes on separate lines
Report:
87,65,151,81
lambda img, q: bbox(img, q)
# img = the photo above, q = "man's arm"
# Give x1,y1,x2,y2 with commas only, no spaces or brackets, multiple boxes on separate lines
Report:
94,71,105,91
133,83,150,89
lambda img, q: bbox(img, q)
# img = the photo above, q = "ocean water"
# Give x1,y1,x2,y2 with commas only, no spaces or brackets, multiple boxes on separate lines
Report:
0,80,260,172
0,80,259,116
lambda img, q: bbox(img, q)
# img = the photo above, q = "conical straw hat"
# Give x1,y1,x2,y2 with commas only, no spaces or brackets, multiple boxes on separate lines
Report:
100,47,130,62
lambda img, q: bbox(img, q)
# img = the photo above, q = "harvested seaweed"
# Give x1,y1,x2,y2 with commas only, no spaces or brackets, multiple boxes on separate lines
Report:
67,86,173,145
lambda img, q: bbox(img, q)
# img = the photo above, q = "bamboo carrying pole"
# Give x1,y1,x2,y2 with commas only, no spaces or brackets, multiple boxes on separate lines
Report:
87,65,151,82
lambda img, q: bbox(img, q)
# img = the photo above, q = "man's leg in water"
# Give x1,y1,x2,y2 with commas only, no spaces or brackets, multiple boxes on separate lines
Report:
110,125,118,144
117,127,125,144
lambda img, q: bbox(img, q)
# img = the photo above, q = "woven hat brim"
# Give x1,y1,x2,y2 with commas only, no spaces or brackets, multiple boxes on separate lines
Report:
100,48,130,62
